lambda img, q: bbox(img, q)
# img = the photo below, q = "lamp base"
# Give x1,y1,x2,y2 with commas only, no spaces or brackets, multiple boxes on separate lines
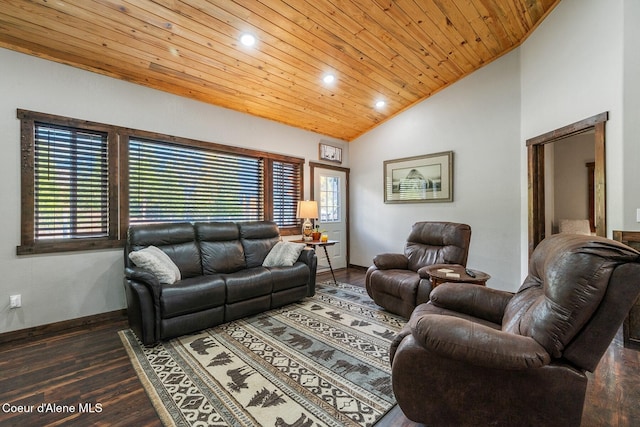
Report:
302,218,313,241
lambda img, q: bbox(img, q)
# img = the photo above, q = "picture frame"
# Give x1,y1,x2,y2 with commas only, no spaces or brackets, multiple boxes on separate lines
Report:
319,142,342,163
384,151,453,203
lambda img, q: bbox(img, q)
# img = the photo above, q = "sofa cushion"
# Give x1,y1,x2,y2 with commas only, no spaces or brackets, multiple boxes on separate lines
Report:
129,246,181,284
270,262,311,292
263,241,306,267
127,222,201,279
225,268,273,303
161,275,226,319
239,221,281,268
196,222,245,274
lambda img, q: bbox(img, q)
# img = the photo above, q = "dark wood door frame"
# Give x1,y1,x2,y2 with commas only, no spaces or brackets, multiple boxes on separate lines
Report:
526,112,608,256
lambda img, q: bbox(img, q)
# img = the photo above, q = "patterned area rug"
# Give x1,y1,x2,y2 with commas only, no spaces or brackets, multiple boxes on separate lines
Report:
119,281,406,427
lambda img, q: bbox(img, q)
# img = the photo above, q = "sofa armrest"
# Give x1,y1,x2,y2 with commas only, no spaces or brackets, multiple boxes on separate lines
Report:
373,253,409,270
125,266,162,294
297,247,317,296
125,266,163,319
296,247,316,266
428,282,513,324
409,314,550,369
124,266,163,346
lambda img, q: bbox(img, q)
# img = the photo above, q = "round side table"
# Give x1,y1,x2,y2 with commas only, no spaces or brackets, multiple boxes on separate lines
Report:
424,264,490,288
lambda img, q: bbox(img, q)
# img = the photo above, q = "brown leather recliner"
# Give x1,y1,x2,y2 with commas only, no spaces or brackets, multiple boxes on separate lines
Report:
390,234,640,427
365,222,471,318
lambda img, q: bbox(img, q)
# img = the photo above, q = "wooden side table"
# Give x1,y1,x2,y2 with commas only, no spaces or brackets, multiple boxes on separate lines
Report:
424,264,490,288
291,240,339,285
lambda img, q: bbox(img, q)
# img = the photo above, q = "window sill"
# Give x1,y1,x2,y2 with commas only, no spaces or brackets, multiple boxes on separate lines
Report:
17,239,124,255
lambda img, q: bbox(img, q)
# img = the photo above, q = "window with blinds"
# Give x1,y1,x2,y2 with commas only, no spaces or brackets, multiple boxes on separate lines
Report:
34,123,109,239
19,110,304,254
273,161,301,227
129,138,264,224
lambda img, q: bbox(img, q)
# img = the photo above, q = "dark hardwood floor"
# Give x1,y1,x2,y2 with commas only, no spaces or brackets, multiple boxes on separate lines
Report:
0,268,637,426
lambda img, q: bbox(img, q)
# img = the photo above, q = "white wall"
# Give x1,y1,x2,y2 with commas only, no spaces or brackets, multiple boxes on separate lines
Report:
623,0,640,228
519,0,625,274
0,48,346,333
350,50,522,292
552,133,595,230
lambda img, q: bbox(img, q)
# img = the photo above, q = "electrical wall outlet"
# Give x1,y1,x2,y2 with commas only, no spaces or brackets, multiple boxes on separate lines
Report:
10,294,21,309
637,208,640,223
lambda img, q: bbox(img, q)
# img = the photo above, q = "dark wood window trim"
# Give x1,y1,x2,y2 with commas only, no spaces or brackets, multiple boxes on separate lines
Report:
18,110,121,255
18,110,304,254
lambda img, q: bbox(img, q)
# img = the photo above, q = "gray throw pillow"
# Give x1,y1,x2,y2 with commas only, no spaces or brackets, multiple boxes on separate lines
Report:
129,245,181,284
262,241,306,267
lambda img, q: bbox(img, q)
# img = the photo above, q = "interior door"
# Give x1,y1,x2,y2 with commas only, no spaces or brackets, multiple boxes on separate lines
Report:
312,164,348,270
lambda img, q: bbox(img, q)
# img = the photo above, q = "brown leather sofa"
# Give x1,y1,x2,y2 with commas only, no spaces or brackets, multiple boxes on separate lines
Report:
124,221,317,346
390,234,640,427
365,222,471,318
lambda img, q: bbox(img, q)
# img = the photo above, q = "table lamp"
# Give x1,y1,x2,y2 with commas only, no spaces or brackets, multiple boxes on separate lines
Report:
297,200,318,241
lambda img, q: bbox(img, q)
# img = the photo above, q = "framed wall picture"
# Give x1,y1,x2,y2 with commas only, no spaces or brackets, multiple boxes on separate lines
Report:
319,142,342,163
384,151,453,203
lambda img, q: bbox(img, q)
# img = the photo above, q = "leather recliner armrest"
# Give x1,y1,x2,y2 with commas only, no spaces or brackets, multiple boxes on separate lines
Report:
429,282,513,324
409,314,550,369
417,266,433,279
373,253,409,270
390,323,413,364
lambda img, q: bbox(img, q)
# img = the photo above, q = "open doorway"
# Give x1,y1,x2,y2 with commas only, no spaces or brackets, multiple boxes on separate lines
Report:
526,112,608,256
546,132,596,235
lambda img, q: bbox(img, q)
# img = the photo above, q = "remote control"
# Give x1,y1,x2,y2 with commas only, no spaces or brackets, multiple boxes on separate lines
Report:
465,268,476,278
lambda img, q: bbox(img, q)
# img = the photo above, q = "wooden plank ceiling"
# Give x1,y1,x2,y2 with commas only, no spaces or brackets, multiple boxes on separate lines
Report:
0,0,559,141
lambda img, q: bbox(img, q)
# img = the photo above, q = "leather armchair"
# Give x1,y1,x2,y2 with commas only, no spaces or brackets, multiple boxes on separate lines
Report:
390,234,640,427
365,222,471,318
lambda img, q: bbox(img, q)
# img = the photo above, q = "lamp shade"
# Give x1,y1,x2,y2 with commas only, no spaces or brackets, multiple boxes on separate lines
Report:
297,200,319,219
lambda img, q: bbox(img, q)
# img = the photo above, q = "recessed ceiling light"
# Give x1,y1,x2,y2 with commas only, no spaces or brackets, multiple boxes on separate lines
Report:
240,33,256,47
323,74,336,84
375,100,386,109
